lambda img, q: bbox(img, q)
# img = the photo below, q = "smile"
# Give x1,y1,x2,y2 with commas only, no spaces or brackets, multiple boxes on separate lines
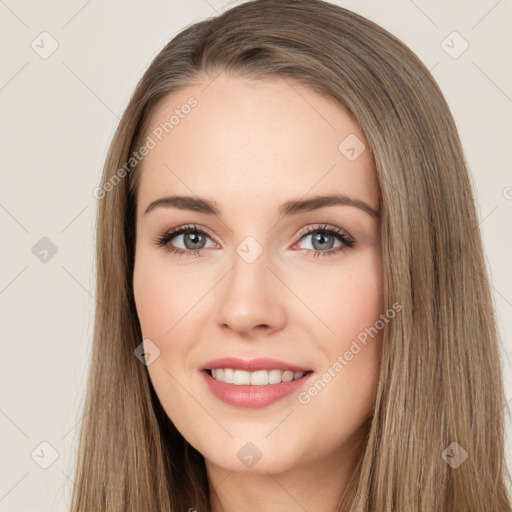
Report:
201,369,314,408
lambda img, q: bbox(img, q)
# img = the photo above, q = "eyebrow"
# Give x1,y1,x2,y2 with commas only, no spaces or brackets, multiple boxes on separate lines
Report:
144,193,380,219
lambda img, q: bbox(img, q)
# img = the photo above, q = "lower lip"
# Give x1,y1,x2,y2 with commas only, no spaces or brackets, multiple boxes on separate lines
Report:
200,370,314,408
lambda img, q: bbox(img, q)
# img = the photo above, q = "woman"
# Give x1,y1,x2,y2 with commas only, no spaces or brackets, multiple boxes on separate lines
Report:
71,0,511,510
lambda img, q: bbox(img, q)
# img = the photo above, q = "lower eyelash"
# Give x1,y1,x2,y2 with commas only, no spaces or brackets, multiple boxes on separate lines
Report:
167,248,195,258
153,224,355,258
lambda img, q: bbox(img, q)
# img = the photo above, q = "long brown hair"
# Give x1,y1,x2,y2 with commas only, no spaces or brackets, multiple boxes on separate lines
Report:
69,1,511,510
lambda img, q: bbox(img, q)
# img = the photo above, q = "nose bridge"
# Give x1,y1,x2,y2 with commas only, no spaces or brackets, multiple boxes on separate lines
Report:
214,238,286,334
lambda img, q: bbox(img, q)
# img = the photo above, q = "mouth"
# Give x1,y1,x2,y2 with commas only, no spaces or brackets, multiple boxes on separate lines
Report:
205,368,313,385
199,361,315,408
198,357,314,408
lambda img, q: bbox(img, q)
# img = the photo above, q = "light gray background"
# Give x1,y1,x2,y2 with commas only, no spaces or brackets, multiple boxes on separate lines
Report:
1,1,511,510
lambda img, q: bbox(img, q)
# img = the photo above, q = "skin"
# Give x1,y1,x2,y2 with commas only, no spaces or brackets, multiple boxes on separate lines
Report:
133,72,383,512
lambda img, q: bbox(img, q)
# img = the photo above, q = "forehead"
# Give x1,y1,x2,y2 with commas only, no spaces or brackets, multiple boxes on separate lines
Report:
135,73,378,215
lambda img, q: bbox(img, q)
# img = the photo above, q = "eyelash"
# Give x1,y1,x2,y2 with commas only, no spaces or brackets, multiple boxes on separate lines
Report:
152,223,355,259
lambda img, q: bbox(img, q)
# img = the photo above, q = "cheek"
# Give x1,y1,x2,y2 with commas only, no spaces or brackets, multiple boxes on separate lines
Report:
293,251,383,413
133,251,202,340
292,250,383,344
336,254,383,383
133,269,172,339
133,254,196,421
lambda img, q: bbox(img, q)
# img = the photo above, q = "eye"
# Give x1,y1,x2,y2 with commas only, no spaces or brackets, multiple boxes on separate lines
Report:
293,224,355,258
152,223,355,259
152,224,217,258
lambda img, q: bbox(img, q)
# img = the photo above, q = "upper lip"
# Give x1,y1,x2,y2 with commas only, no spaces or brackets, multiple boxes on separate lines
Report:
199,357,312,373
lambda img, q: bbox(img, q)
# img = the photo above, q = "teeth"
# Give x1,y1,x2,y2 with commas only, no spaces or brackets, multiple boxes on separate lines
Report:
209,369,306,385
234,369,251,385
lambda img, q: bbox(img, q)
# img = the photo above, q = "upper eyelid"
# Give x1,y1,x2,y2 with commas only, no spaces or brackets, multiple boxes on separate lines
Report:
169,224,216,240
296,223,353,241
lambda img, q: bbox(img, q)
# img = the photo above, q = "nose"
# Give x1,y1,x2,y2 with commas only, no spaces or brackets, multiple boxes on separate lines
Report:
214,248,287,336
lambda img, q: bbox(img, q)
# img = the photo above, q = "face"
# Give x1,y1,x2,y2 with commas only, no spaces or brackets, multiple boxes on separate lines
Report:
132,72,383,476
